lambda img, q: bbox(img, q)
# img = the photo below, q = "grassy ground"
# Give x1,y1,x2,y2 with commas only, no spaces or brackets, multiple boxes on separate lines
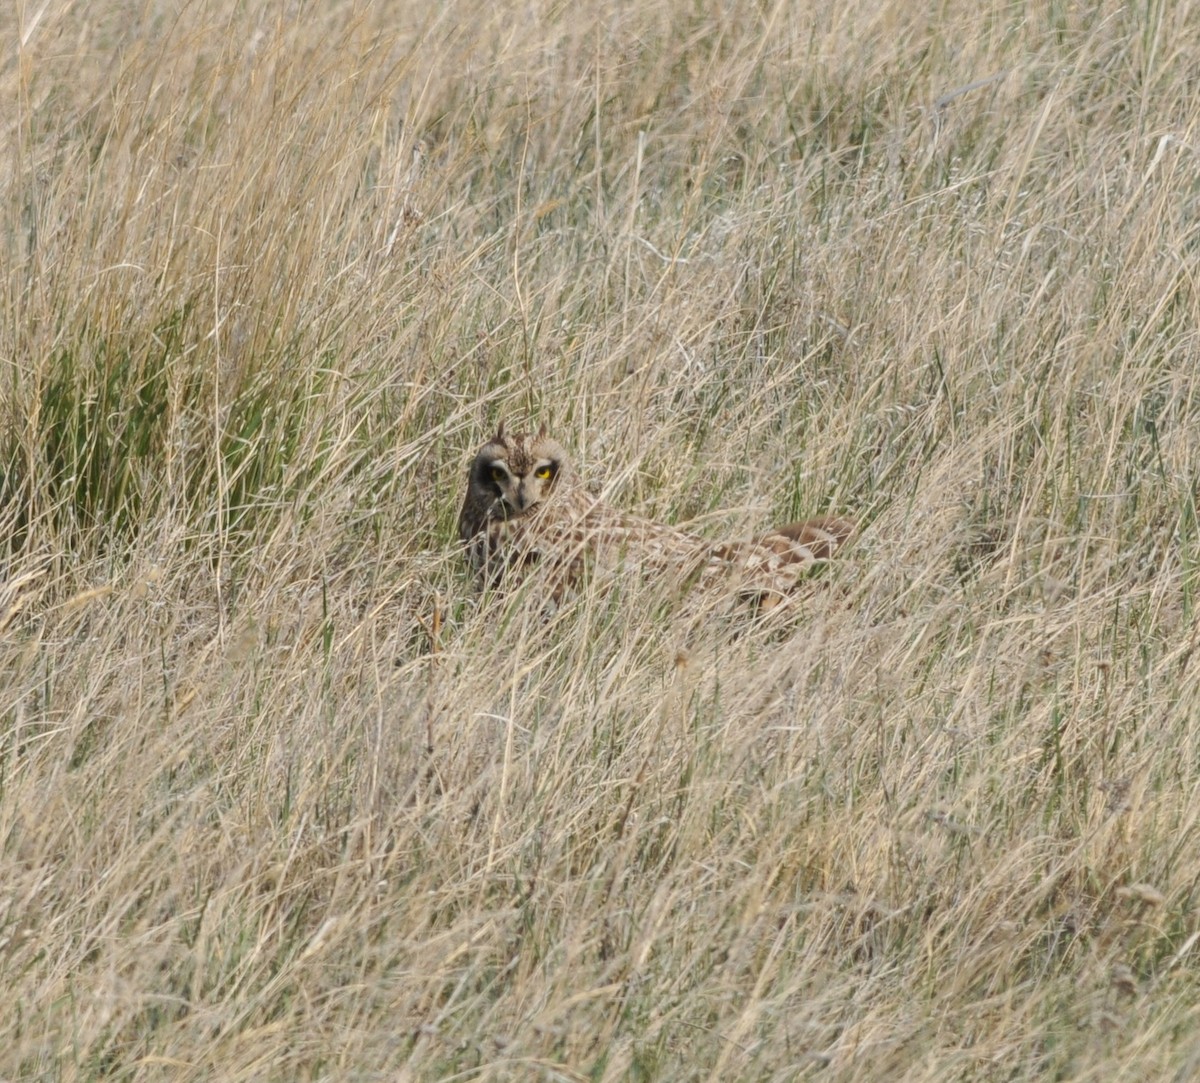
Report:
4,0,1200,1078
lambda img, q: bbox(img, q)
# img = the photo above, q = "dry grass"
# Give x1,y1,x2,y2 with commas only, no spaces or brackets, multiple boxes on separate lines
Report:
4,0,1200,1078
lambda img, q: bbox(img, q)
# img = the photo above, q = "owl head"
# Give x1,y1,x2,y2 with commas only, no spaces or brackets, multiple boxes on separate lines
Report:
463,421,572,525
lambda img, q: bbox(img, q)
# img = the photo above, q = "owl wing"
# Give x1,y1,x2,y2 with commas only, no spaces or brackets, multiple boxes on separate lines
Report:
756,515,856,561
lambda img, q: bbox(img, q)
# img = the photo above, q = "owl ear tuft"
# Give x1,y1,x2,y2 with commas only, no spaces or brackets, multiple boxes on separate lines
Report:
535,422,548,440
494,419,508,445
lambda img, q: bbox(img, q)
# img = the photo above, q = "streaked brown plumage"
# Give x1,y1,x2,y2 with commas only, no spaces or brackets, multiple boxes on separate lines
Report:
457,423,854,608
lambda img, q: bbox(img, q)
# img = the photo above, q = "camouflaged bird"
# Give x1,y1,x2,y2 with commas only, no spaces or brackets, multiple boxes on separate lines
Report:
457,423,854,609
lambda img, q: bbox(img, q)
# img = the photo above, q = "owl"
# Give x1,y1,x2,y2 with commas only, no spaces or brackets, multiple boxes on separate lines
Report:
457,423,854,610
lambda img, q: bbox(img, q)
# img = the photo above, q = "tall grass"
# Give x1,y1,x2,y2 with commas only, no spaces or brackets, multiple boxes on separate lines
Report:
4,0,1200,1078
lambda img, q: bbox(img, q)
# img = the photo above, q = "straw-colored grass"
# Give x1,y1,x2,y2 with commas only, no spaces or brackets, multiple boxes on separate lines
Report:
4,0,1200,1078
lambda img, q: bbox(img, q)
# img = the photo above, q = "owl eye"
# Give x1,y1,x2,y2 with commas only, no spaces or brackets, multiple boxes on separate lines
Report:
490,465,508,483
534,465,554,480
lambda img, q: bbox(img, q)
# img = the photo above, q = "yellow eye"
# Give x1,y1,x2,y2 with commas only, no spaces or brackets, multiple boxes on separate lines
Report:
490,465,507,483
534,466,553,480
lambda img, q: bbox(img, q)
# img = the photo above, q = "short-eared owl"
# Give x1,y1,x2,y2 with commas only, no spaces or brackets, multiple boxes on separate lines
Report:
457,423,854,609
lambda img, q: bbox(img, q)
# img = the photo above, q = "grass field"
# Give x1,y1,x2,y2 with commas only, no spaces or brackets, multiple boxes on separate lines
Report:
5,0,1200,1078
